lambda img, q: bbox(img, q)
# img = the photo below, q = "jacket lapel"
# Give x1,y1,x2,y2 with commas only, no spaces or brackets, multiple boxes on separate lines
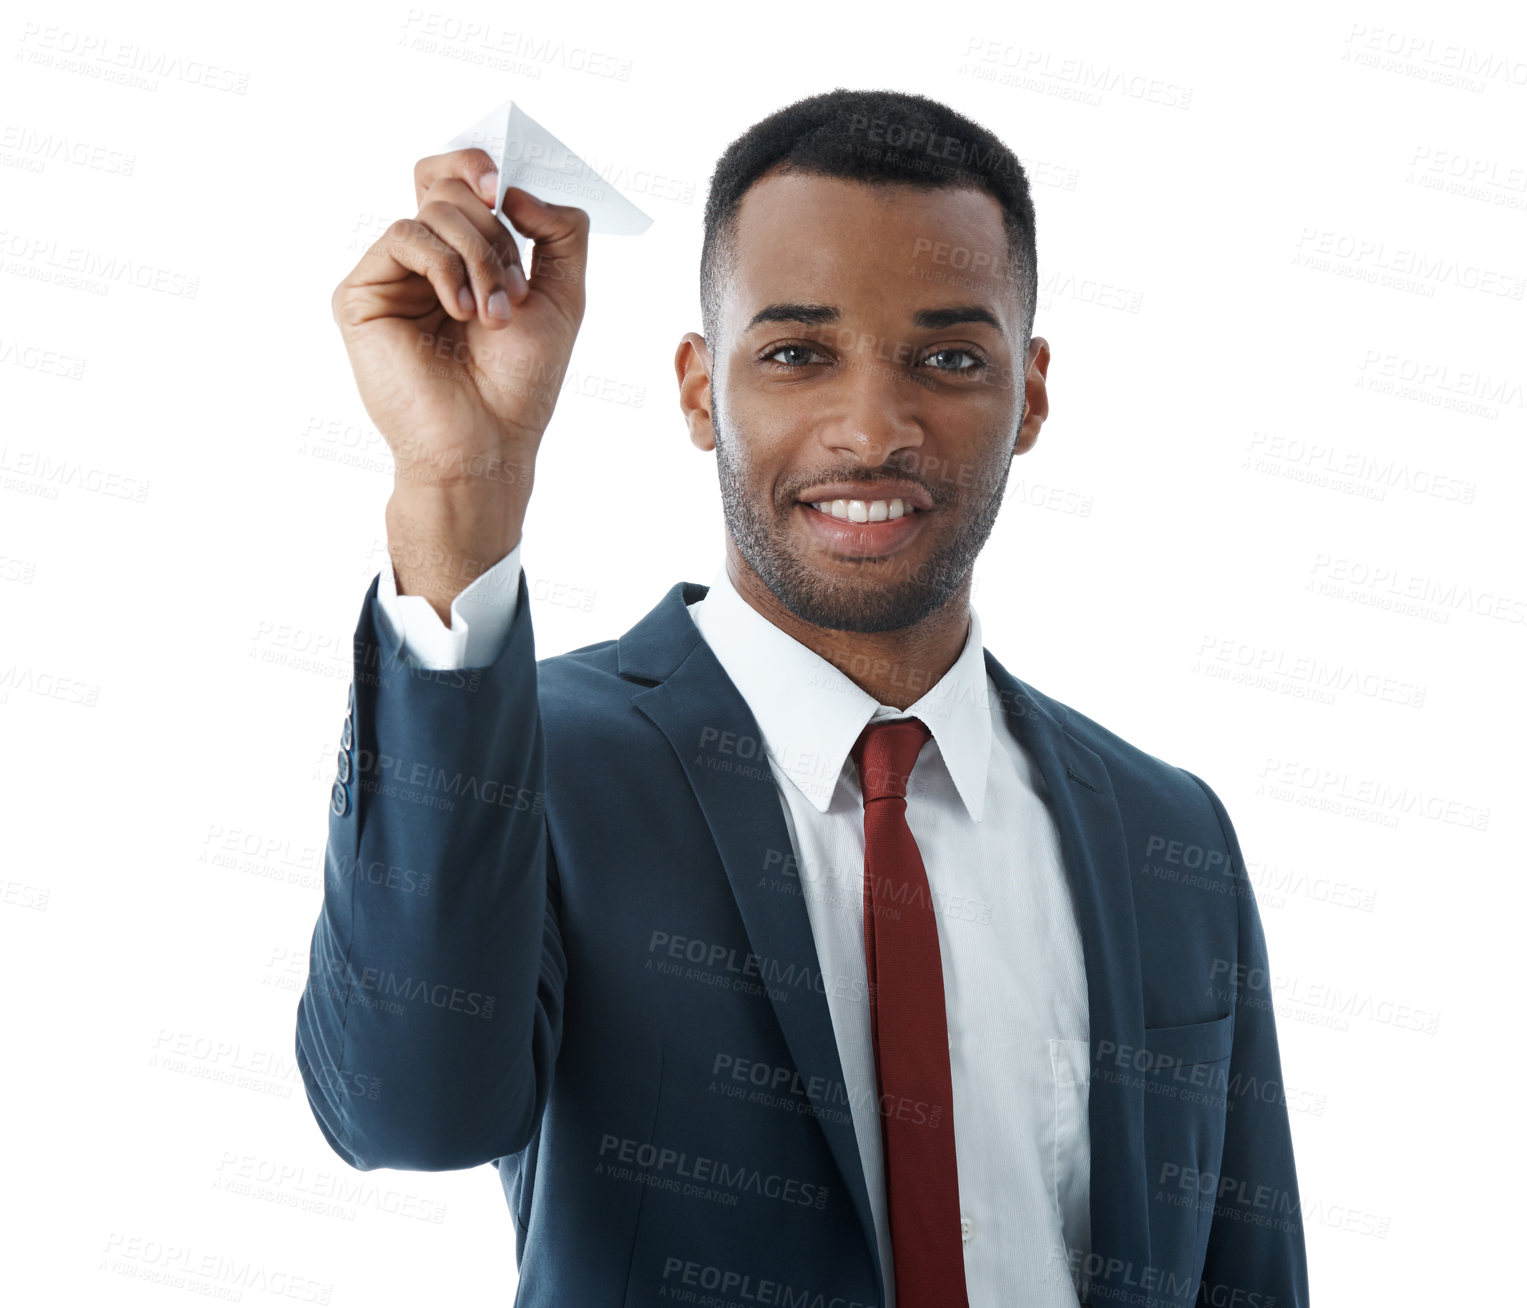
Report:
613,583,1150,1303
983,649,1151,1294
619,583,885,1303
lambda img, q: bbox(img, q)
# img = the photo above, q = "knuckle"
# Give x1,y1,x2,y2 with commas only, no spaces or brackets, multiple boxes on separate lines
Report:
330,284,359,328
383,217,417,244
414,221,455,256
478,232,509,270
468,237,502,272
419,175,472,211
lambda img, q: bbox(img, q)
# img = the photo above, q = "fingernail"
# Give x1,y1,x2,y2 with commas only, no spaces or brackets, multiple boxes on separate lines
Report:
506,265,528,299
457,285,476,316
487,289,510,319
477,169,499,200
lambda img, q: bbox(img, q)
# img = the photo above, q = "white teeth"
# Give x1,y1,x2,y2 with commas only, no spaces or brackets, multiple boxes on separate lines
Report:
808,497,913,522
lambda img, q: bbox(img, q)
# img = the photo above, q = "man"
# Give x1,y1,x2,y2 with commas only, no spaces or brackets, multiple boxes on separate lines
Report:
296,88,1309,1308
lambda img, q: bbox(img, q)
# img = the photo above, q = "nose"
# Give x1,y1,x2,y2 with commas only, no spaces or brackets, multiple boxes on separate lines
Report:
816,361,926,467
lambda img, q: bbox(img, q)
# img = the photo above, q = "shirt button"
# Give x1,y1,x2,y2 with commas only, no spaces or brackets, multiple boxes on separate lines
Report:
336,748,351,783
341,717,353,750
961,1215,973,1244
331,782,348,817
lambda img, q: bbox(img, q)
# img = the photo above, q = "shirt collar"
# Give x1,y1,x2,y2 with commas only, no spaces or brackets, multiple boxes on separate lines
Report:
686,561,991,819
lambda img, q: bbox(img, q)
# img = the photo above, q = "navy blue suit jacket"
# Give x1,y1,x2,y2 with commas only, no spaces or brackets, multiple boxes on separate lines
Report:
296,571,1309,1308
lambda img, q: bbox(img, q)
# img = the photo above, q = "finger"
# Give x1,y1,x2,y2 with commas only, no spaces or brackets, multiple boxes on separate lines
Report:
415,157,531,308
417,175,529,304
496,188,591,322
421,172,534,306
413,148,500,211
336,218,477,328
414,196,521,327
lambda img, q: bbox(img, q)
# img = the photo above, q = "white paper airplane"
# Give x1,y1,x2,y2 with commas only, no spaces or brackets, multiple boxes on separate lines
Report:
444,99,654,249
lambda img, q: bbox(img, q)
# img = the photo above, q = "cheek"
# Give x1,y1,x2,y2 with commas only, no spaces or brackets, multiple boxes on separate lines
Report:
960,437,1018,500
725,429,798,506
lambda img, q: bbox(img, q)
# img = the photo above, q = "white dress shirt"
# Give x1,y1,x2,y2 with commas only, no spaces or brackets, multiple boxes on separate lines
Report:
374,544,1093,1307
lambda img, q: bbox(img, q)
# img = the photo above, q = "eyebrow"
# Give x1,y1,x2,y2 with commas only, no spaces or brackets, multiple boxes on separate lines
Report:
744,302,1003,332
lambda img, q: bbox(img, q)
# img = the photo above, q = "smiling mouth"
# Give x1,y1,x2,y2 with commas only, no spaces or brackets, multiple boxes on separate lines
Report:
794,499,929,560
802,496,925,523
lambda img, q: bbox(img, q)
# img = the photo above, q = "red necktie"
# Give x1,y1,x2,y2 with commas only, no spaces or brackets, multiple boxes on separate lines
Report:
851,717,969,1308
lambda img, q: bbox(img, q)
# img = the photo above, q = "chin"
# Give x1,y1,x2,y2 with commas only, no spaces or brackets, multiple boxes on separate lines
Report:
771,558,951,634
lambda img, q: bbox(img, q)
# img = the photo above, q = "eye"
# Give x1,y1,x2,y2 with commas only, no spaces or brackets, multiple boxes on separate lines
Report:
921,347,986,374
760,341,988,376
761,342,827,368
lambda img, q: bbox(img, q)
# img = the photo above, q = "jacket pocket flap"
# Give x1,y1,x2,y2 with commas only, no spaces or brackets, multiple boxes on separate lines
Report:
1141,1011,1235,1066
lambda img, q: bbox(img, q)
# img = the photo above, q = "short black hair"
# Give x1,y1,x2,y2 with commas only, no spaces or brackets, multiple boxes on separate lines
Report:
700,87,1037,356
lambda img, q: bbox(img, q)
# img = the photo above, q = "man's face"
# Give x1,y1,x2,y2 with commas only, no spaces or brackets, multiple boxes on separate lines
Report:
682,169,1043,634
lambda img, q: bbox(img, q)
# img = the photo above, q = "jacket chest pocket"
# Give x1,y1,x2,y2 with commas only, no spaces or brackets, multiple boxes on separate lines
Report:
1139,1012,1236,1303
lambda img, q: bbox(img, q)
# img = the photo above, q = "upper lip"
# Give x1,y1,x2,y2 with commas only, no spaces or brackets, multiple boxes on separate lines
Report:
797,482,934,512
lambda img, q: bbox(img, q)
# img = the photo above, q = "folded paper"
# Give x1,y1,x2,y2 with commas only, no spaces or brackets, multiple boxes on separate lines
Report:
444,99,654,261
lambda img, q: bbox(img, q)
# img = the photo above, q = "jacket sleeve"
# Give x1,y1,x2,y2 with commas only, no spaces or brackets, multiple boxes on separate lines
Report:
374,537,523,671
1185,771,1310,1308
294,564,565,1172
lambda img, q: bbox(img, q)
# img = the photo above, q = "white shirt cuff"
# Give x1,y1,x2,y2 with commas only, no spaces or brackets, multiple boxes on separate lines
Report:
374,537,523,670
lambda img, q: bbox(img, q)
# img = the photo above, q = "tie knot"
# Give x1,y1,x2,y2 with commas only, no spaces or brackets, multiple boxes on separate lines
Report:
850,716,932,803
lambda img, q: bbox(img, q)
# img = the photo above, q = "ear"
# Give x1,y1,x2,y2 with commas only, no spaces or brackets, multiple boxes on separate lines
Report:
675,332,716,452
1013,335,1050,457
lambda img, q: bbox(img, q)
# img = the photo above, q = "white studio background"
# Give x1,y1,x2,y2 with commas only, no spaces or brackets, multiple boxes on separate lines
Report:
3,0,1522,1302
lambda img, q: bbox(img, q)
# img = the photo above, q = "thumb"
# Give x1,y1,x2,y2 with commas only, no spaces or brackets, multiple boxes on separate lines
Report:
498,186,590,318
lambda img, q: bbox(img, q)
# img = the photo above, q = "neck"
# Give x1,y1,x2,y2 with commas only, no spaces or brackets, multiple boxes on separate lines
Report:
723,546,972,711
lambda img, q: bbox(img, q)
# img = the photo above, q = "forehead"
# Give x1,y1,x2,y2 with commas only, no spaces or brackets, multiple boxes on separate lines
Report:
725,169,1011,328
